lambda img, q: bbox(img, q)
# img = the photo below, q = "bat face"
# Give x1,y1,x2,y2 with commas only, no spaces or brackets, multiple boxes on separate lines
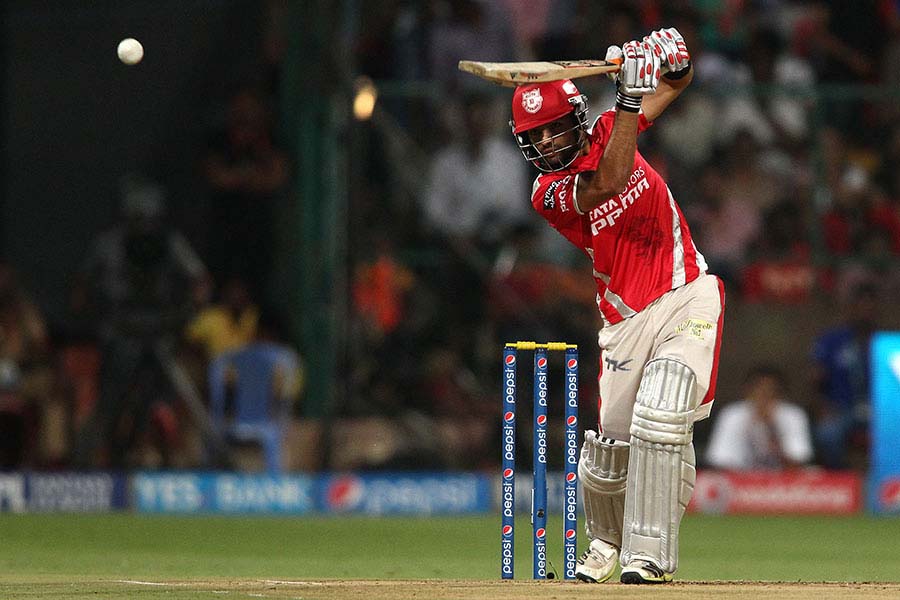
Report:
458,59,622,87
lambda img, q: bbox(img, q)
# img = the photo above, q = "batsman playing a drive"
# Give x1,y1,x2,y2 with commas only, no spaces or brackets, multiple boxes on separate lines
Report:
508,28,724,583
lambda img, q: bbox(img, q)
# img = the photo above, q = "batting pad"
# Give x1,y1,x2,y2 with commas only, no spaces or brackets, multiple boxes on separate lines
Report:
621,358,697,574
578,431,629,548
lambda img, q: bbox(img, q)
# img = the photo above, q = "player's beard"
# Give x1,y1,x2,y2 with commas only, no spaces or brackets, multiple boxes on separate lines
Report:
545,131,584,170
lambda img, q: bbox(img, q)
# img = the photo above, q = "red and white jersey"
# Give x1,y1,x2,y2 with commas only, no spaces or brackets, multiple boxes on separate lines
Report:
530,109,707,326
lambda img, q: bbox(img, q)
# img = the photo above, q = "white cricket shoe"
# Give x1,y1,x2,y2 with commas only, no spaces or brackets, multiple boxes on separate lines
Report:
620,559,674,584
574,539,618,583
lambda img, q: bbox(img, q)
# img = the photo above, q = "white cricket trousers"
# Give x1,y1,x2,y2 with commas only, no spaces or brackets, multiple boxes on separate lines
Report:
595,273,725,442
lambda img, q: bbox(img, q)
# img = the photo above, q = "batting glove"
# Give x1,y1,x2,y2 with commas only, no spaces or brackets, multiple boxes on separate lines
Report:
615,40,660,112
645,27,691,80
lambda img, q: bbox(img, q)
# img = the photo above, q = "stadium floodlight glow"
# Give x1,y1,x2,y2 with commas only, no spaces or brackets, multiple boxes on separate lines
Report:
353,76,377,121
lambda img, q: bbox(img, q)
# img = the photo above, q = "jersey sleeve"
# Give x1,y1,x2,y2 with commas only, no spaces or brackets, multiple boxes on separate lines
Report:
532,174,578,217
530,175,588,250
592,109,653,146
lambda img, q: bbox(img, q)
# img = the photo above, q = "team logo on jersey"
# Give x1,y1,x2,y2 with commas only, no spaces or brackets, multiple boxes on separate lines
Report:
522,89,543,114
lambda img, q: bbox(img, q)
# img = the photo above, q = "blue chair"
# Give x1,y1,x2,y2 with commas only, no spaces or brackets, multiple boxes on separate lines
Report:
208,343,301,472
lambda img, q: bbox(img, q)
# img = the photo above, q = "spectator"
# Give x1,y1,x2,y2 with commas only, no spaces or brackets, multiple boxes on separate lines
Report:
822,164,873,256
423,92,532,247
428,0,518,91
716,26,816,148
810,283,879,469
805,1,890,139
741,201,818,304
203,86,290,297
808,1,888,85
706,365,814,470
420,345,493,469
352,236,416,341
422,91,533,345
688,162,762,292
488,223,596,345
186,276,260,361
71,178,225,468
0,260,55,468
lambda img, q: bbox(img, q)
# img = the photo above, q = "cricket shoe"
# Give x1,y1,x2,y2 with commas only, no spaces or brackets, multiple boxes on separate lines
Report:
620,559,674,584
574,539,618,583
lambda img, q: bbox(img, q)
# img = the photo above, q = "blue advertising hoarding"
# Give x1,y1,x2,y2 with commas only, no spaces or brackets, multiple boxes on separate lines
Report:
0,473,127,513
868,332,900,513
131,472,492,515
133,473,316,514
318,473,492,515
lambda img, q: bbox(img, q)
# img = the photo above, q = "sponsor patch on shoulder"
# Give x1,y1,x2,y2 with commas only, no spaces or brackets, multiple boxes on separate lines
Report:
543,181,561,210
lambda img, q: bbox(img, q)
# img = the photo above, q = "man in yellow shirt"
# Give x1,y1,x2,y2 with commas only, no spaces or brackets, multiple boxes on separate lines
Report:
186,277,259,359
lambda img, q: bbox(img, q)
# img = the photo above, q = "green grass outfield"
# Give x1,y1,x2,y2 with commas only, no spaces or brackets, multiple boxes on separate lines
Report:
1,513,899,598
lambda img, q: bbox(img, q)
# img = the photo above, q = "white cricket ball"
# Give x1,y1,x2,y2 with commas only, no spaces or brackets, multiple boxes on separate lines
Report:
117,38,144,65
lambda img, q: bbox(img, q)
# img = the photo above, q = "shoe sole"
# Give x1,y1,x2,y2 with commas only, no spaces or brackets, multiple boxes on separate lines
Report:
575,569,616,583
575,569,615,584
620,571,673,584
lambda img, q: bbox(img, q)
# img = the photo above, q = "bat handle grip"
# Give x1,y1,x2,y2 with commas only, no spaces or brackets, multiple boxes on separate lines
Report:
608,57,623,71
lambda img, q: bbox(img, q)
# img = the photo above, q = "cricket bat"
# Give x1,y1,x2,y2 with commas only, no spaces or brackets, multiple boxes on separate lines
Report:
458,59,623,87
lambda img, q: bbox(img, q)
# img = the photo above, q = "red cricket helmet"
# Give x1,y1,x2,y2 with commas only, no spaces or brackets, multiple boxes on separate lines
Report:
509,79,590,172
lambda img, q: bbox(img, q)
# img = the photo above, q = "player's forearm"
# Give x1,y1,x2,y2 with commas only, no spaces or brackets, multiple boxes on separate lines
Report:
576,111,639,212
641,65,692,122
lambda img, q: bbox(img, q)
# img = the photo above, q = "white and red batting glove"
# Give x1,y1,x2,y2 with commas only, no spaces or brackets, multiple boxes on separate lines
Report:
644,27,691,79
608,40,661,112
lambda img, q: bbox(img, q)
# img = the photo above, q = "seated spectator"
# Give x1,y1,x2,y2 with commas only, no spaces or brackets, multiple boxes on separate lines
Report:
688,162,762,292
706,365,813,470
716,26,816,147
810,283,878,469
422,92,532,249
186,276,259,361
422,91,533,346
828,227,900,305
742,201,818,304
822,165,872,256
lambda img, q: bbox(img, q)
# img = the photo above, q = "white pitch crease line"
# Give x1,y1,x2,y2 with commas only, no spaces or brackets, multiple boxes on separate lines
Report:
262,580,324,586
116,580,188,587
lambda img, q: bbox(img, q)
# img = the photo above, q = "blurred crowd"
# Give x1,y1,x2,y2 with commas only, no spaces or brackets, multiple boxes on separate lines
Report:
0,121,304,471
2,0,899,473
0,1,302,471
